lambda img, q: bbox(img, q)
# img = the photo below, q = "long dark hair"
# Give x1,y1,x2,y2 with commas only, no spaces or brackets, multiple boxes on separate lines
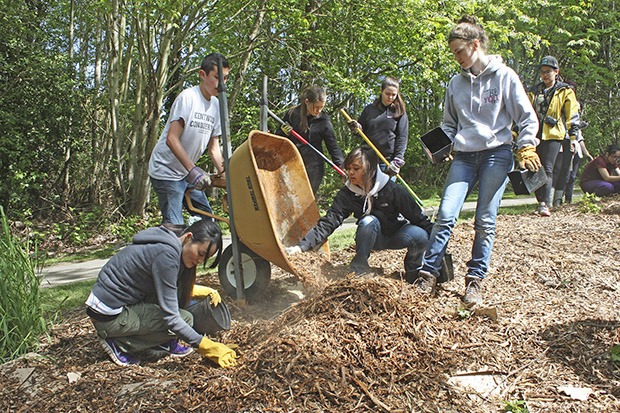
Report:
373,76,406,118
605,144,620,156
170,219,223,308
289,85,326,132
344,146,378,192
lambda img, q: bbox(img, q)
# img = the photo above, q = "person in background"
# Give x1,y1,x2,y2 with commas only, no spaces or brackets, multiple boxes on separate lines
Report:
86,219,238,368
347,76,409,178
527,55,580,216
285,146,432,280
276,85,344,195
564,130,593,203
149,53,229,225
550,84,593,206
579,144,620,197
552,106,593,205
414,16,540,306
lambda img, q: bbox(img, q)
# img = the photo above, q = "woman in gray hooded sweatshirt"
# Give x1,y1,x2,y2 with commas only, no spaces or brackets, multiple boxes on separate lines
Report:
86,219,237,368
414,16,541,305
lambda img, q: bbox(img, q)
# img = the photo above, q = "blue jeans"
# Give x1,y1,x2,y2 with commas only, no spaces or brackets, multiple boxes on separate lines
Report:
419,144,513,279
150,177,213,225
350,215,429,275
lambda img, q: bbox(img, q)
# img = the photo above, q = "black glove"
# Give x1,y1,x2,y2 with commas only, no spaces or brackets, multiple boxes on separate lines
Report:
347,120,362,133
185,166,211,191
543,115,558,127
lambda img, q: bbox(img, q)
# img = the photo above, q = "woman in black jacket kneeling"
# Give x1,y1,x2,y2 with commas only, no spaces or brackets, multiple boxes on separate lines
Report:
286,146,432,280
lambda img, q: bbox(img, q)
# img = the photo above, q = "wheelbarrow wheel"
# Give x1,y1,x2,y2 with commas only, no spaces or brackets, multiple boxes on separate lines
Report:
218,243,271,299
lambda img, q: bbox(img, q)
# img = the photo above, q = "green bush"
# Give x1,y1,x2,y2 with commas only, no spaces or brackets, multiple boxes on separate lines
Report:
0,206,47,363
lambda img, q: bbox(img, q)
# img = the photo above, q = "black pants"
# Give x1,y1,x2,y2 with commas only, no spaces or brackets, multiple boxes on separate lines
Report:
535,140,562,205
552,139,573,191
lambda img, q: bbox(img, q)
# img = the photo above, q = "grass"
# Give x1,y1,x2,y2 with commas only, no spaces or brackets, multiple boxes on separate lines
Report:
40,279,96,318
36,191,565,318
1,207,47,362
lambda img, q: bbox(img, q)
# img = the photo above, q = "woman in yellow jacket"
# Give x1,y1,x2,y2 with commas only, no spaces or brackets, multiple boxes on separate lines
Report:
527,56,580,216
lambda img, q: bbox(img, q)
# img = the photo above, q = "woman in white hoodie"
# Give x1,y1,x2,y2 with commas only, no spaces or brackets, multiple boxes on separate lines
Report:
414,16,541,305
285,146,433,279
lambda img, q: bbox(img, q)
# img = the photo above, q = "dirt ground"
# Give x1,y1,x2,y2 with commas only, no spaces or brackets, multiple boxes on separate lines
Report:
1,196,619,412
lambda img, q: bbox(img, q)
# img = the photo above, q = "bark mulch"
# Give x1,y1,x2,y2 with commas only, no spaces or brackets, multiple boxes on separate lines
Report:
1,196,619,412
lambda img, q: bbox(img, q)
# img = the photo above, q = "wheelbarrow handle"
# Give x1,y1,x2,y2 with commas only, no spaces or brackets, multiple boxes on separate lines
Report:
339,108,424,208
267,108,347,177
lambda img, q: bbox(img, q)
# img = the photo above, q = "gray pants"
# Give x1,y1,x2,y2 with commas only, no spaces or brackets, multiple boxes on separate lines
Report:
91,302,193,352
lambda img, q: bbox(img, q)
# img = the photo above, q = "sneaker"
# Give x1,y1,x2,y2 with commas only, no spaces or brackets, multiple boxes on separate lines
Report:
148,339,194,358
413,270,437,295
462,276,483,306
538,203,551,217
100,338,140,366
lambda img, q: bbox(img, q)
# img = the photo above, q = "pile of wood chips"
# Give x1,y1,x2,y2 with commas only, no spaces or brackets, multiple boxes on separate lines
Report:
1,196,619,412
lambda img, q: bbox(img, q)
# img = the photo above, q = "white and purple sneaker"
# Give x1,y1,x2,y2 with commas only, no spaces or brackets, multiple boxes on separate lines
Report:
148,339,193,358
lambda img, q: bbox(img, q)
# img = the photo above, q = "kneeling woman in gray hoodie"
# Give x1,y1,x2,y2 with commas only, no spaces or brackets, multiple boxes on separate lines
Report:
286,146,433,279
86,219,237,368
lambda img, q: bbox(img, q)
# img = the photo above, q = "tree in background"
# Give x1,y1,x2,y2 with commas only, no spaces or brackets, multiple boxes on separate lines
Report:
2,0,618,229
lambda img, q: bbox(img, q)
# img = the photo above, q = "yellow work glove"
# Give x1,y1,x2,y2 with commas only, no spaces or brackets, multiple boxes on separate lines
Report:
197,337,238,368
281,122,293,136
516,145,542,172
192,285,221,307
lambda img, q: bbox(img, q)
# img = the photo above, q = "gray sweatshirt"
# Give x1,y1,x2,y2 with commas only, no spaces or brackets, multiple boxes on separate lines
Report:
90,226,203,346
442,55,539,152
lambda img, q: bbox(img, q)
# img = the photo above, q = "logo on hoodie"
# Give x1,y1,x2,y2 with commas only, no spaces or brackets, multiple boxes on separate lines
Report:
484,87,500,104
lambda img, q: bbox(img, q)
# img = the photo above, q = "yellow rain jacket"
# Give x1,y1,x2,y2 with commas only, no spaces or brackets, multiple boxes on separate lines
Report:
528,82,580,141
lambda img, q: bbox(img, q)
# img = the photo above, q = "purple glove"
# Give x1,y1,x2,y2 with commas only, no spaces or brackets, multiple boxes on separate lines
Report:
186,166,211,191
387,158,405,177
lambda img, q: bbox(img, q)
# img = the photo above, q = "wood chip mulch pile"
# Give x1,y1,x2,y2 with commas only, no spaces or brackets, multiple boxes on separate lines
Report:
1,196,619,412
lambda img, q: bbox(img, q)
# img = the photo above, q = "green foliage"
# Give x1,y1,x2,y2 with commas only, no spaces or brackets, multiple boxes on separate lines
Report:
610,345,620,362
25,206,161,262
4,0,620,236
0,1,86,217
326,227,356,252
0,207,47,363
579,192,602,213
503,399,529,413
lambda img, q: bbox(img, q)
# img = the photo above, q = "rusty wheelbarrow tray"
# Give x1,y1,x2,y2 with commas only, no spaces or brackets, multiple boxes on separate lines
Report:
188,130,328,299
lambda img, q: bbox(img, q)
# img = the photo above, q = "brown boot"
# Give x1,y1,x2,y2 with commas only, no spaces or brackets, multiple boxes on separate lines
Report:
463,276,483,306
413,270,437,295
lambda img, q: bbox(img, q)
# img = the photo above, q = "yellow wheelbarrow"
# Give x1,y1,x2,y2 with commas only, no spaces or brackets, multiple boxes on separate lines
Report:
186,130,328,299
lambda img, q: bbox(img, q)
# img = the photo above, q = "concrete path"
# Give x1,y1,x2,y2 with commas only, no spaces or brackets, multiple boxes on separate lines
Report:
39,195,541,288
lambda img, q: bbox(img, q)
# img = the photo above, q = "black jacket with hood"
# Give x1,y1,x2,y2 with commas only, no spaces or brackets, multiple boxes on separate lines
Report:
298,169,433,251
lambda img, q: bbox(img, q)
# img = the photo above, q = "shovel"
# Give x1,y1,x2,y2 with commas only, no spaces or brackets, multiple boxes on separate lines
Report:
340,108,424,208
